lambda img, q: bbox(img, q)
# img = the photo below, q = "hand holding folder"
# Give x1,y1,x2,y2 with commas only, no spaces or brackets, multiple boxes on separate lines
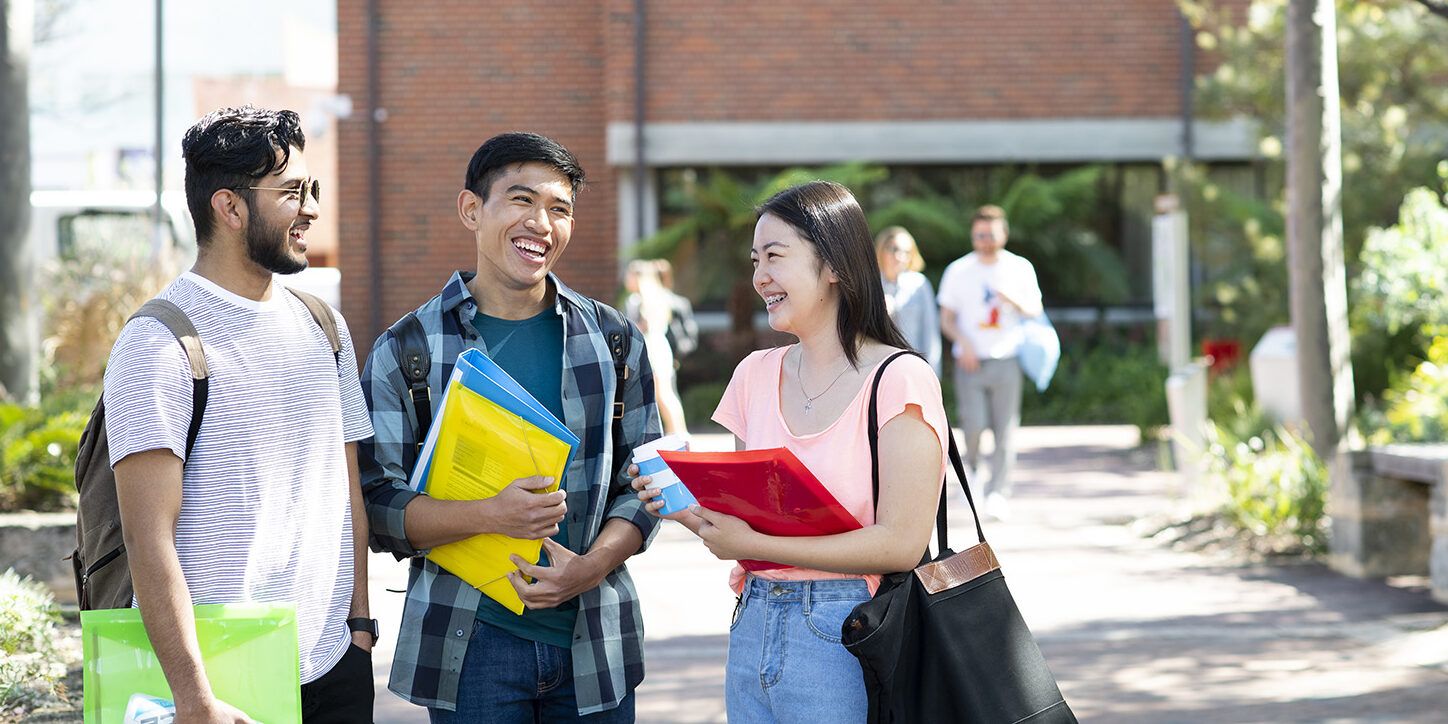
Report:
658,447,862,571
411,348,580,614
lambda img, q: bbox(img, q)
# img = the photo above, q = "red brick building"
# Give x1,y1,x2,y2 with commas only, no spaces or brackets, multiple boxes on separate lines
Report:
337,0,1253,345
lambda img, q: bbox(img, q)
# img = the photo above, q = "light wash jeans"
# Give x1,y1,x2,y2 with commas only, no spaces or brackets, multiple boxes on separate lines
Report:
725,577,872,723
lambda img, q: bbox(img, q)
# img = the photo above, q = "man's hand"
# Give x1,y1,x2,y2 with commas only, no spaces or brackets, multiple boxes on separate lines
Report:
993,285,1043,318
691,506,764,562
176,696,253,724
506,538,606,609
955,346,981,373
480,476,566,540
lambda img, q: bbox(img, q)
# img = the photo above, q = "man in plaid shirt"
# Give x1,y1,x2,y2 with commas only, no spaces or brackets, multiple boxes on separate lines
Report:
359,132,662,721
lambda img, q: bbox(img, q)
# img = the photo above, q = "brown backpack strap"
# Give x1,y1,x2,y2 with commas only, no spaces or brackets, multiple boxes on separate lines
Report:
286,287,342,356
131,299,207,380
129,299,209,459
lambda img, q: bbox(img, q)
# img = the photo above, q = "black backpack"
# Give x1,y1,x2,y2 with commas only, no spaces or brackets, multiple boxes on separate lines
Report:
72,289,341,610
665,294,700,358
388,299,636,473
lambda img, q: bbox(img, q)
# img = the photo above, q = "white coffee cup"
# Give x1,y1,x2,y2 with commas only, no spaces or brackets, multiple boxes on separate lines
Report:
632,434,694,515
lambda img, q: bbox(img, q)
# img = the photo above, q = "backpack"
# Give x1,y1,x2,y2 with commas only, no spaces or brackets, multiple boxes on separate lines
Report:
664,294,700,358
388,298,635,476
72,288,341,610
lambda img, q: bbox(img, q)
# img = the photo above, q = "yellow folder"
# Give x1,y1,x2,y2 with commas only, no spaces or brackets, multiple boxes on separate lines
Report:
424,378,573,614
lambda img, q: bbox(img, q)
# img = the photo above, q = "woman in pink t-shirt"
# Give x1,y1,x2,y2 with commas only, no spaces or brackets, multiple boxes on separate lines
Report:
633,181,950,723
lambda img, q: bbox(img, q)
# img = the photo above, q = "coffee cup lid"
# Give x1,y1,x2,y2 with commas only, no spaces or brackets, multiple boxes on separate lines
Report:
633,433,688,461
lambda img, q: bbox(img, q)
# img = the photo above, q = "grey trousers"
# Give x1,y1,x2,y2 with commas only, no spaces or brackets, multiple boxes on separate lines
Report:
953,357,1023,498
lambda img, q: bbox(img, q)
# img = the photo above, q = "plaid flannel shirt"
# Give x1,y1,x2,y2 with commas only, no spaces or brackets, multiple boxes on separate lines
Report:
358,271,662,714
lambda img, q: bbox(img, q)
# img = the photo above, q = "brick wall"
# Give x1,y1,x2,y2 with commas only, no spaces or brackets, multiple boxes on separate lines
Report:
338,0,1247,348
338,0,615,348
607,0,1231,122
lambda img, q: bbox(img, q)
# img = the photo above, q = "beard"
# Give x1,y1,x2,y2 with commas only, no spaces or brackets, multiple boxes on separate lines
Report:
246,214,308,275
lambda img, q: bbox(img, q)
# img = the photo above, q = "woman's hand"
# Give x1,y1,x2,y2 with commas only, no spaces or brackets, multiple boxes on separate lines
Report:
691,506,763,561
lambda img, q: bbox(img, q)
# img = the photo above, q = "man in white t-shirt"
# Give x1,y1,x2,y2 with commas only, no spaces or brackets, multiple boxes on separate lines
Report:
104,107,375,723
936,205,1043,520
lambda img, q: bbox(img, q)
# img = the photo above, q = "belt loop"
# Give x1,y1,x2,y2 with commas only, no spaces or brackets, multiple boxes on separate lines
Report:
802,580,813,614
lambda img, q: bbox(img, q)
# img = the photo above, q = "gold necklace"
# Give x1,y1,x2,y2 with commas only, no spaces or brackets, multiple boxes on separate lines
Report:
796,349,853,415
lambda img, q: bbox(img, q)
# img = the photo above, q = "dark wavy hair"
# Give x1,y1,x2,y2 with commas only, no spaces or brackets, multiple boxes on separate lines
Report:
758,181,909,367
464,132,586,201
181,106,306,243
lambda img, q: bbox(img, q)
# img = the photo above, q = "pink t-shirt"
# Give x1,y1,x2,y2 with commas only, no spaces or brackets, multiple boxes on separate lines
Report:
711,346,950,594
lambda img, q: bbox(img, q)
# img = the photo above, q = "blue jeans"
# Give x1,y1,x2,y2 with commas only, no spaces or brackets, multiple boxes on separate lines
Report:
428,619,635,724
725,577,872,723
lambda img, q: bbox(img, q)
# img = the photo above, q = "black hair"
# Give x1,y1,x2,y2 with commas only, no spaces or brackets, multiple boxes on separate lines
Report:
181,106,306,243
464,132,586,200
758,181,910,367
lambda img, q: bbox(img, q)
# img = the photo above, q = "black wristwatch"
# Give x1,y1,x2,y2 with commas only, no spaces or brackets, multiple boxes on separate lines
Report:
347,617,379,645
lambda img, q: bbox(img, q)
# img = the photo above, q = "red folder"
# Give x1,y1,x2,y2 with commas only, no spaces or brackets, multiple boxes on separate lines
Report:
658,447,863,571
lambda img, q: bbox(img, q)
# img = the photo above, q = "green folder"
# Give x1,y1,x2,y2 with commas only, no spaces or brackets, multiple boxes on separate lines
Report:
82,602,302,723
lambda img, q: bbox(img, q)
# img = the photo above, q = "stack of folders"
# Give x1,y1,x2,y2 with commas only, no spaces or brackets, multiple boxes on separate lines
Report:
409,348,580,614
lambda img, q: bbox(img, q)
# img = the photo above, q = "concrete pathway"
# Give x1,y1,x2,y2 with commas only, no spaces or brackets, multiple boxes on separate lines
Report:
371,426,1448,723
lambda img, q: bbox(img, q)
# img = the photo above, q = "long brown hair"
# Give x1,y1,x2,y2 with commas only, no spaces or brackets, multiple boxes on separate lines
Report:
758,181,909,367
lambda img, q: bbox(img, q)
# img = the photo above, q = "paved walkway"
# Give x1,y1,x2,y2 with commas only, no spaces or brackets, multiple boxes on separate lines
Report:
371,426,1448,723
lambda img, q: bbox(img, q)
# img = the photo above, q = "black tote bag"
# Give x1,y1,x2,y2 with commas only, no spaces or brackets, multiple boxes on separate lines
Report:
841,351,1076,724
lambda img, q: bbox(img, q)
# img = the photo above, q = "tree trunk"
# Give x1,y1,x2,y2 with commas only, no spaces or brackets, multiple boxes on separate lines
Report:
0,0,37,404
1285,0,1354,459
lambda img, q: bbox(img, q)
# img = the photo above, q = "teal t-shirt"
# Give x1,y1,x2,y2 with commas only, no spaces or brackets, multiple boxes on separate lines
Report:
470,308,575,648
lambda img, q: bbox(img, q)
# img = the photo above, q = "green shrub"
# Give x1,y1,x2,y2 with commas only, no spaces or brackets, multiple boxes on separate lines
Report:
1203,422,1328,553
1364,334,1448,444
680,381,728,434
1019,340,1169,438
0,569,68,711
0,388,94,513
1349,177,1448,403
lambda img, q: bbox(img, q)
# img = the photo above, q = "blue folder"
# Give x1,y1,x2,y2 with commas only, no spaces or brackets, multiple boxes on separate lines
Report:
411,347,580,493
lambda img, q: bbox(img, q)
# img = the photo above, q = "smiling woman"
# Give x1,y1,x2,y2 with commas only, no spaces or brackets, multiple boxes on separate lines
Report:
635,180,952,723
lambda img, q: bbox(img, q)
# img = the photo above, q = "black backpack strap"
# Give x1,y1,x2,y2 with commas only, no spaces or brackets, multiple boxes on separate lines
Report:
592,300,632,421
286,287,342,359
388,312,433,452
592,300,634,476
130,299,208,459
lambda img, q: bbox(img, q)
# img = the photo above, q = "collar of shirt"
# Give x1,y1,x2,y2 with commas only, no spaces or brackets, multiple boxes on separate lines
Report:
438,270,592,331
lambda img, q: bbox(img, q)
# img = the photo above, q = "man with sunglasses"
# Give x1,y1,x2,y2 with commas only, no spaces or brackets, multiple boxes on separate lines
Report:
937,204,1043,522
104,106,375,722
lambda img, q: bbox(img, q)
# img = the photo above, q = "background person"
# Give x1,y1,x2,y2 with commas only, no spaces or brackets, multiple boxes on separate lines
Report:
625,259,689,436
936,204,1043,521
875,226,941,375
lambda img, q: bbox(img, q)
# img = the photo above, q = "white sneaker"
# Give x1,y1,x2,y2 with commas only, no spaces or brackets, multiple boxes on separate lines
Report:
985,493,1012,522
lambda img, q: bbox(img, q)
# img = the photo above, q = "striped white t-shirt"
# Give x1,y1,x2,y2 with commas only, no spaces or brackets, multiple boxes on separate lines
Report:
104,272,373,684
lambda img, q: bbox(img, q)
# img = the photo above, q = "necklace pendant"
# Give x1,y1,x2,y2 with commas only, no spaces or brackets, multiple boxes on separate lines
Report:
804,400,813,414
